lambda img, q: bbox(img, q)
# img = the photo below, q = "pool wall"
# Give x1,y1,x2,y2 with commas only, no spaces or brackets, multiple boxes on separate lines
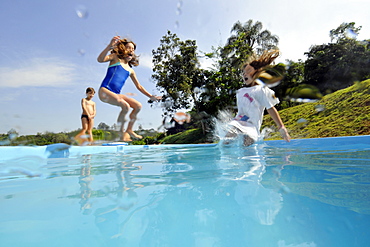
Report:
0,135,369,161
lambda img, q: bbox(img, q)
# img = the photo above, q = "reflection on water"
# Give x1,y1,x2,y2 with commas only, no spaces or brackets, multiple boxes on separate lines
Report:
1,137,370,246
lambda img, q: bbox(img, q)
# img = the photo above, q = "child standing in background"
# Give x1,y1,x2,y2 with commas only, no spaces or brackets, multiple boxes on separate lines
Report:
75,87,96,145
225,50,291,146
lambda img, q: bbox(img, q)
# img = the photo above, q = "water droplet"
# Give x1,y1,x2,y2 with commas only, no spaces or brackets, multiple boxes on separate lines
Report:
177,0,183,9
78,49,86,56
174,21,179,29
75,5,89,19
297,118,308,125
194,87,201,94
315,104,325,112
345,28,358,39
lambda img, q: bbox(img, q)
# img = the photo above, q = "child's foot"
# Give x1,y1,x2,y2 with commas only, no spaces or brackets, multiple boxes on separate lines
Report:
74,136,89,146
122,132,133,142
243,135,255,146
126,131,143,139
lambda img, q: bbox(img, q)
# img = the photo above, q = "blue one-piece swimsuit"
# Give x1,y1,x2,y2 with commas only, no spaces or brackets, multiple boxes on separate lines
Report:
100,62,130,94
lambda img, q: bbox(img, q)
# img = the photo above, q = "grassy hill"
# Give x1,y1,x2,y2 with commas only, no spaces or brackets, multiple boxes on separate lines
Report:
262,79,370,140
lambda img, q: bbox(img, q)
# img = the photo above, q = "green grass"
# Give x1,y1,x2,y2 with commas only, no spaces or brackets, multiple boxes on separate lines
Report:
262,79,370,140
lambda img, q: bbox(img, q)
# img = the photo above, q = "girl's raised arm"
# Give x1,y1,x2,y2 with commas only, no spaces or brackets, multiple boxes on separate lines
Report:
97,36,120,63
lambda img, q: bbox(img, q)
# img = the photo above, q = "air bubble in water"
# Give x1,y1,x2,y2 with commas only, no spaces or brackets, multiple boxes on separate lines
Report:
75,5,89,19
175,21,179,29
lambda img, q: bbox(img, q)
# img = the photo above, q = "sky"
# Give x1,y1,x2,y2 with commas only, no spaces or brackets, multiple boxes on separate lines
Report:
0,0,369,135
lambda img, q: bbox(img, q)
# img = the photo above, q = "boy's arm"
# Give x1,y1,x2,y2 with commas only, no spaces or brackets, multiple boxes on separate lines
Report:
92,102,96,118
81,98,88,114
266,107,291,142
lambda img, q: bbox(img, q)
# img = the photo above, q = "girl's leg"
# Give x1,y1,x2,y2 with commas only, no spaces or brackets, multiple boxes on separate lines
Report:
99,88,130,140
123,97,143,139
223,127,239,145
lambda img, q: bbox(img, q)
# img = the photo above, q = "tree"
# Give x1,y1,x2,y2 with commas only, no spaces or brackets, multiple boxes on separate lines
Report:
304,22,370,94
152,31,208,131
273,60,305,108
221,20,279,68
97,122,110,130
329,22,362,42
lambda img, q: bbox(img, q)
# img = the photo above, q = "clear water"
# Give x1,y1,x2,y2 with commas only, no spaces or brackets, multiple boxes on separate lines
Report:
1,136,370,247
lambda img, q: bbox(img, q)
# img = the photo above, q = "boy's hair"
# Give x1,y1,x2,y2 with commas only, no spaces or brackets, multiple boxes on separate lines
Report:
86,87,95,94
243,49,280,79
111,38,139,67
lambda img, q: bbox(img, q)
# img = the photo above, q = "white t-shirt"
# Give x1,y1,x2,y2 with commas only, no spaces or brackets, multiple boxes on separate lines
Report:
229,85,279,141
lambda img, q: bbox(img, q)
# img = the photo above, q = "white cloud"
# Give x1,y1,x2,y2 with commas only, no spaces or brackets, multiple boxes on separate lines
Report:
138,53,153,69
0,57,78,88
0,91,21,102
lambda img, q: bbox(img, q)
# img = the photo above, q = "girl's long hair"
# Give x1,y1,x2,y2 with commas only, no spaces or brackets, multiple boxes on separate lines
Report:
243,49,280,80
111,38,139,67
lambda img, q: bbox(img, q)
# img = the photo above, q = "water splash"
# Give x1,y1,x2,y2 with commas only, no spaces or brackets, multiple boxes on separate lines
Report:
0,156,47,179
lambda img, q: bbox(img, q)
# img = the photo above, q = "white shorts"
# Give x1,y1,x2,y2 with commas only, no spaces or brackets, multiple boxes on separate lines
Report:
229,120,259,141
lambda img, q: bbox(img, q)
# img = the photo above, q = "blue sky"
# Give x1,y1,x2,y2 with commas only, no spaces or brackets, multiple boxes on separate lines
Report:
1,0,369,135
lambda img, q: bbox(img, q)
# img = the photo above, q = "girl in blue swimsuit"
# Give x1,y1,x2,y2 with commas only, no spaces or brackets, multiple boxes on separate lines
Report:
98,36,161,141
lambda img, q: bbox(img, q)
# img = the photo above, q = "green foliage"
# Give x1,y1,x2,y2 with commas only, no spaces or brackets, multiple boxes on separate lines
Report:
97,122,110,130
131,132,166,145
262,79,370,140
304,22,370,94
152,31,206,114
7,132,72,146
329,22,361,42
221,20,279,68
159,128,212,144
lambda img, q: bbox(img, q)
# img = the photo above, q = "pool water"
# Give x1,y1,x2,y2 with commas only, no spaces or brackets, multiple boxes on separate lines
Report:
1,136,370,247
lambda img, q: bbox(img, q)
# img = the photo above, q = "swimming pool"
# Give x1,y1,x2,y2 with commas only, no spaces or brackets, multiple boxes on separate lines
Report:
1,135,370,247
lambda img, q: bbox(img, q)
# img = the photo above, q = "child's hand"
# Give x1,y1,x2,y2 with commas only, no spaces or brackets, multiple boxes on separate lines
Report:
110,36,120,47
148,95,162,102
279,126,291,142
